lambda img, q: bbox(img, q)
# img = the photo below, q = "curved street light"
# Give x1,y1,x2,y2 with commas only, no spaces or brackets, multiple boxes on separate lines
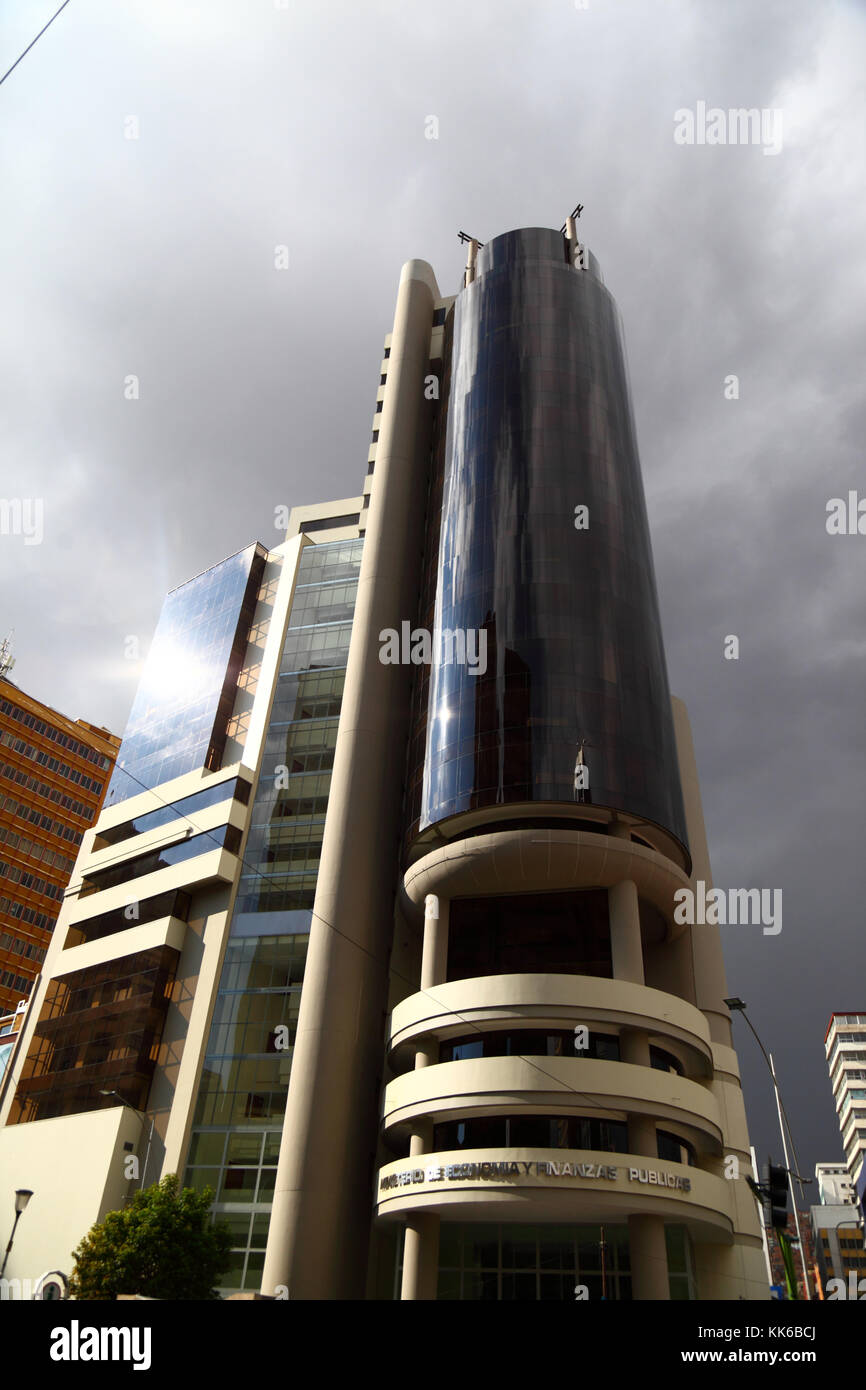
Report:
0,1188,33,1278
725,997,813,1299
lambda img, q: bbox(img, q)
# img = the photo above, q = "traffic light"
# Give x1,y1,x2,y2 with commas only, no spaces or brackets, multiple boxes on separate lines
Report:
767,1162,789,1230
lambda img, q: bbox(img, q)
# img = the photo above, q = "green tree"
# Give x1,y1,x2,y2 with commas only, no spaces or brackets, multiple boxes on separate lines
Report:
69,1174,233,1300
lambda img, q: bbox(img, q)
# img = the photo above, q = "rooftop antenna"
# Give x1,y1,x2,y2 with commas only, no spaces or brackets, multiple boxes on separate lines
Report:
0,632,14,681
559,204,584,233
562,205,586,270
459,231,484,288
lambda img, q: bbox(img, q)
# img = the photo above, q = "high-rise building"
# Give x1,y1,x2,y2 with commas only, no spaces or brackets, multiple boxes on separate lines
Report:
824,1013,866,1216
0,674,120,1014
0,224,767,1300
815,1161,857,1207
809,1162,865,1295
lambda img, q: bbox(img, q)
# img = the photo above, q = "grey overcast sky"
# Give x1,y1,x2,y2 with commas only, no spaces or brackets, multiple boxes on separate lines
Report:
1,0,864,1198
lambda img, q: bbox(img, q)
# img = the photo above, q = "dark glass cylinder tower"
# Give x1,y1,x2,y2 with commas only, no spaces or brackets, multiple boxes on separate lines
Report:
406,227,688,866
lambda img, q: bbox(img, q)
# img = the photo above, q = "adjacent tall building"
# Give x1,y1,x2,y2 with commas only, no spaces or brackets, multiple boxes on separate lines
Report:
0,225,767,1299
824,1013,866,1216
810,1162,865,1294
0,673,120,1015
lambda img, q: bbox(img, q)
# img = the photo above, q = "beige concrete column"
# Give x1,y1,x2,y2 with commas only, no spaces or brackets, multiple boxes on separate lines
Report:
620,1028,650,1068
608,879,644,985
420,894,449,991
261,258,440,1300
409,1119,433,1158
628,1214,670,1300
401,1213,440,1300
414,1041,438,1070
620,1029,656,1156
401,900,441,1298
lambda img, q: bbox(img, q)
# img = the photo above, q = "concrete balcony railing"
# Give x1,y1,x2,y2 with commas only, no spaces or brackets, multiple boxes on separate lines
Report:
375,1146,734,1244
381,1054,723,1154
388,974,714,1074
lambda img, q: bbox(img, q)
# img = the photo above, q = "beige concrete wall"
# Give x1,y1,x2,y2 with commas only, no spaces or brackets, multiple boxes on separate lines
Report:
0,1106,141,1295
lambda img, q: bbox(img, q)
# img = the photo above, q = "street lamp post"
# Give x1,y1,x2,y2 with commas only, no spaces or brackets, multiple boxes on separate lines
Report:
99,1090,154,1191
0,1188,33,1278
725,998,813,1300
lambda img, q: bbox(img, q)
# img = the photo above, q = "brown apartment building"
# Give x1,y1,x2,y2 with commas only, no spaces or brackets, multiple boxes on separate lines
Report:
0,677,120,1015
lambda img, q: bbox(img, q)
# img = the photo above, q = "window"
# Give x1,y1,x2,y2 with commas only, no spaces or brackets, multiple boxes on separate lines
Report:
447,890,612,981
432,1114,628,1153
79,823,242,897
94,777,248,849
657,1130,696,1166
403,1222,636,1301
439,1029,619,1063
650,1046,685,1076
300,515,359,534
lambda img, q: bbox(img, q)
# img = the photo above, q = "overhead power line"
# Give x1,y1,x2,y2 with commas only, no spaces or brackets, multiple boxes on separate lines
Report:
0,0,73,90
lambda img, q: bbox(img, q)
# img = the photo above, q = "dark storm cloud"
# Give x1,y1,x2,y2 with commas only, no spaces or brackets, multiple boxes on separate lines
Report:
1,0,864,1193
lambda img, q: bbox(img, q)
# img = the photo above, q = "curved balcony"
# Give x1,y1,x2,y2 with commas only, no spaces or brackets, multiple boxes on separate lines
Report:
388,974,713,1075
403,826,692,936
376,1147,734,1245
382,1056,722,1155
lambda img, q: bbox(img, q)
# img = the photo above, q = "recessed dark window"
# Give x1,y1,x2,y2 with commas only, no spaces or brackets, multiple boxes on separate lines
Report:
384,347,390,358
380,374,387,385
433,1115,628,1153
657,1130,696,1166
447,890,612,981
375,401,382,413
440,1029,620,1063
650,1046,685,1076
372,430,379,442
301,515,360,534
433,307,447,326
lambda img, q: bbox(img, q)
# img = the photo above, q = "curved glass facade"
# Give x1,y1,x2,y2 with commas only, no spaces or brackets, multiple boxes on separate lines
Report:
406,227,688,856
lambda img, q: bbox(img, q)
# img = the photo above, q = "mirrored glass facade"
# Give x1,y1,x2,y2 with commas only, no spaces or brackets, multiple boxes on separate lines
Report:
106,544,266,806
406,228,688,857
182,537,363,1293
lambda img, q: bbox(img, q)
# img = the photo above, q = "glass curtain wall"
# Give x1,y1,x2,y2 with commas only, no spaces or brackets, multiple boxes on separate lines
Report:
182,538,363,1294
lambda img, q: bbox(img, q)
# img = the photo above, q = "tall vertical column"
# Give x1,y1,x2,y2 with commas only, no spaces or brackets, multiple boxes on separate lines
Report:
420,893,449,990
401,1214,440,1300
629,1214,670,1300
399,890,446,1298
608,826,644,986
621,1029,656,1156
261,260,440,1300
